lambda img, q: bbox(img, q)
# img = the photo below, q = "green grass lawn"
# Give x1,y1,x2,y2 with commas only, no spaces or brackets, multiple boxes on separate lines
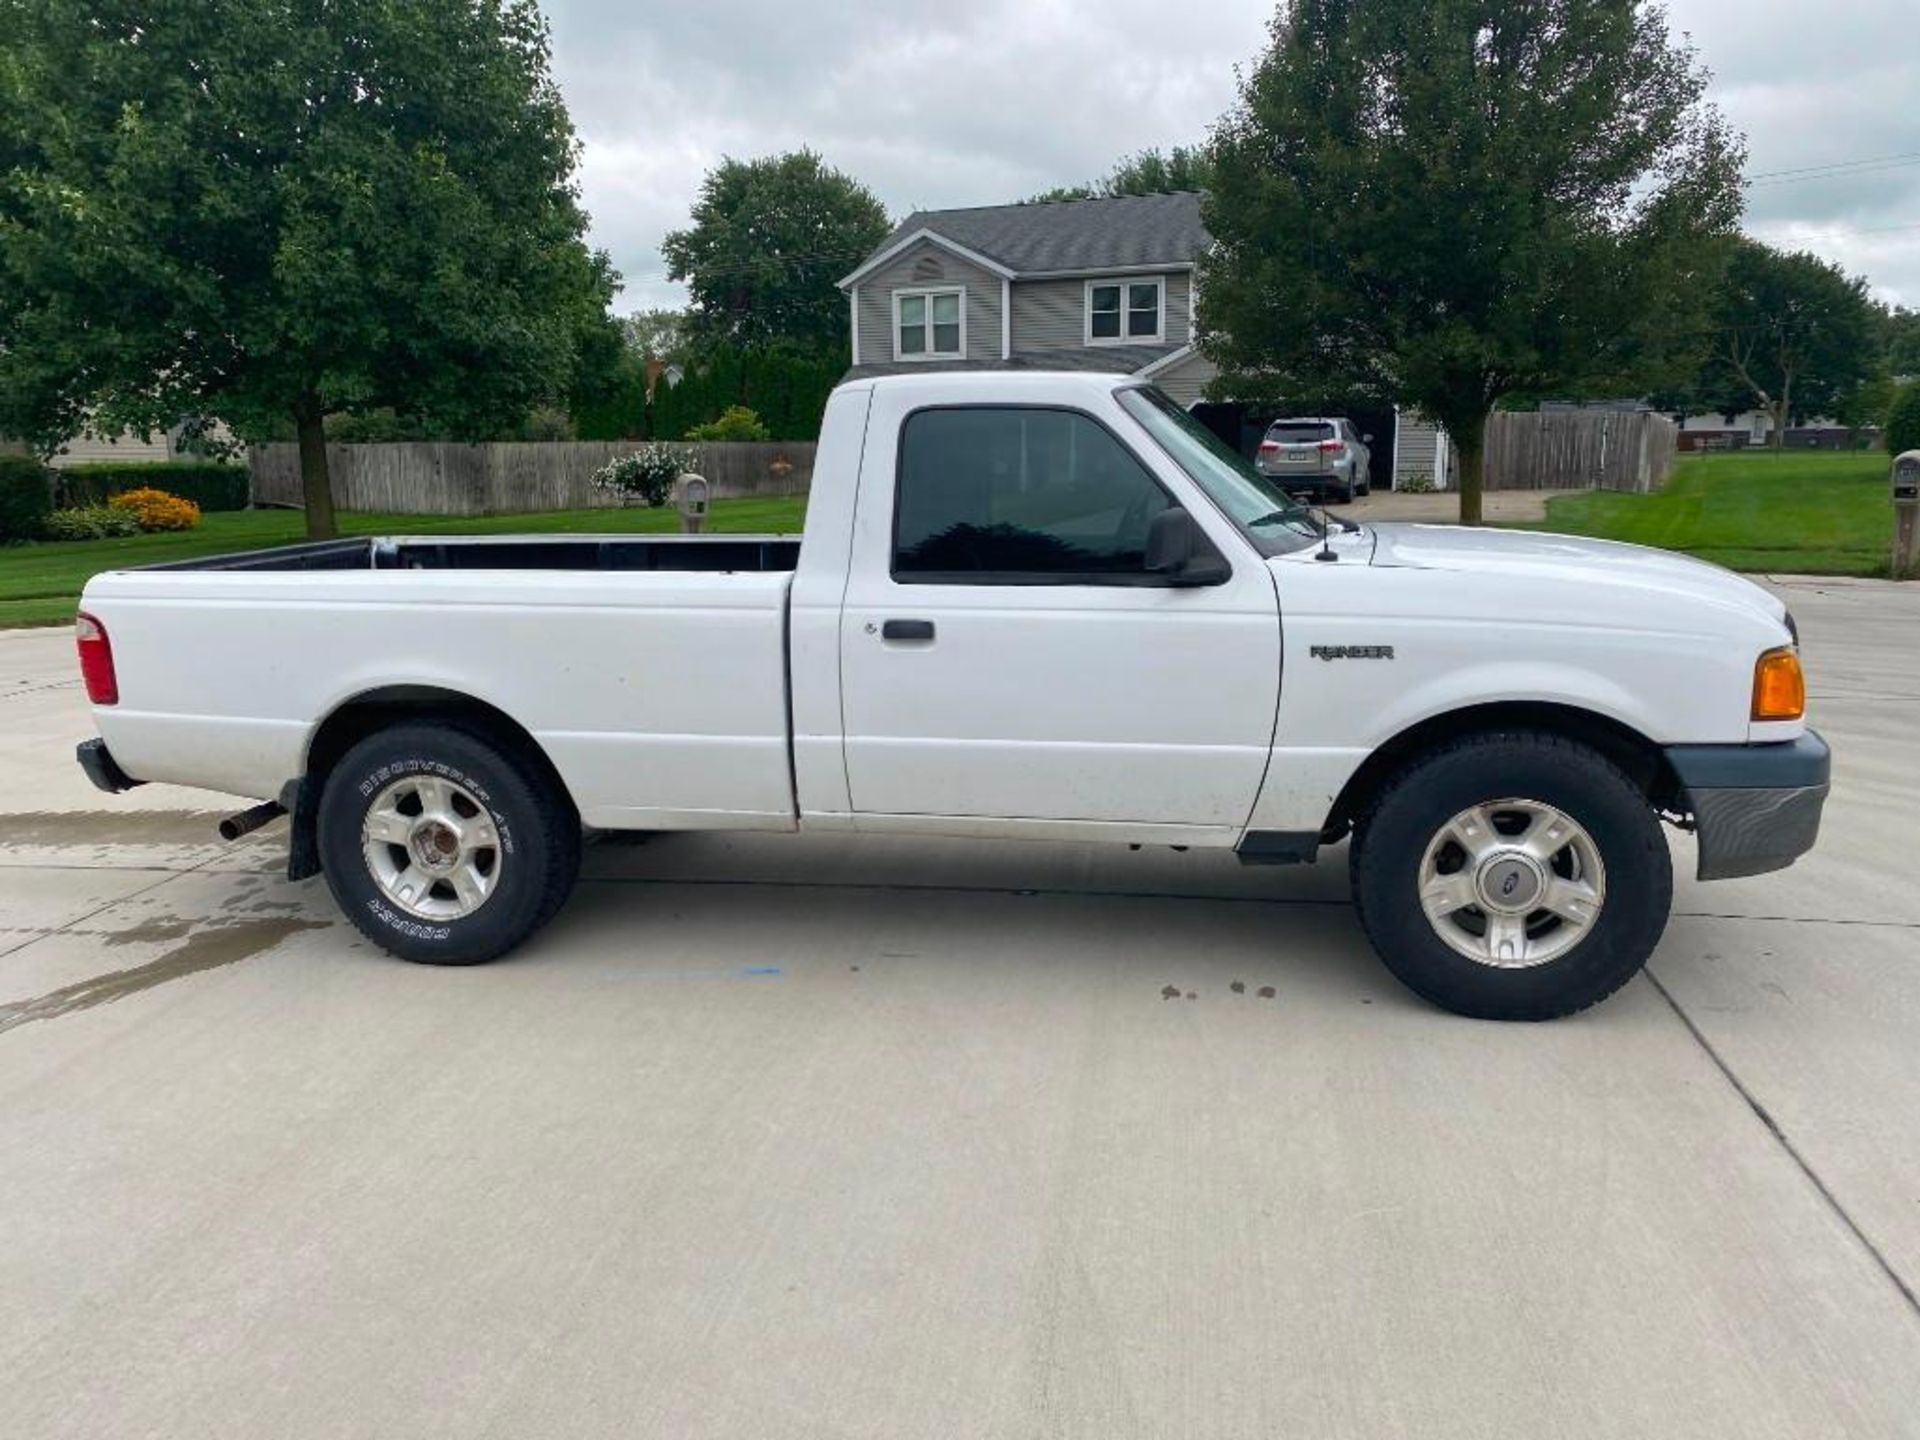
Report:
0,495,809,628
1532,449,1894,577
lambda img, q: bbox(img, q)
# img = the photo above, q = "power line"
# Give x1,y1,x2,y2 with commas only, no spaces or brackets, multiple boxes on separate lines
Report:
1747,157,1920,190
1746,150,1920,182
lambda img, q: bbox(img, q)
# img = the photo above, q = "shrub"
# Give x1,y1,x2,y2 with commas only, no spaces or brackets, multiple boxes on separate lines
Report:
0,454,53,543
109,487,202,532
1887,381,1920,459
592,443,689,507
685,405,772,443
57,460,249,512
40,504,143,541
1395,473,1436,494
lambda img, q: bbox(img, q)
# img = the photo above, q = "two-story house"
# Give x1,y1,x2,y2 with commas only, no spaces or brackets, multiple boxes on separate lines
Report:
837,191,1220,407
837,192,1450,489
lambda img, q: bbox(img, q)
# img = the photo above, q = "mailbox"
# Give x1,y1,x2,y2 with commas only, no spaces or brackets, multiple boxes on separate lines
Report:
1895,450,1920,506
674,473,709,535
1894,450,1920,580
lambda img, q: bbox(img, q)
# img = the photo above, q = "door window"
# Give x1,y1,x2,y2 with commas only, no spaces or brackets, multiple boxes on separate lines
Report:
893,407,1174,582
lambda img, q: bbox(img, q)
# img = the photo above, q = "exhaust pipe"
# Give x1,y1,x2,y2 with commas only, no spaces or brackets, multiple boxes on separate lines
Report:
219,800,287,842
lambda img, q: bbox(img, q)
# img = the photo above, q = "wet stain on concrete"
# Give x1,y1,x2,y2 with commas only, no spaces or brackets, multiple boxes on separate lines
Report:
1230,980,1246,994
1161,984,1181,1000
102,914,197,948
0,810,236,848
1257,986,1277,1000
0,916,327,1037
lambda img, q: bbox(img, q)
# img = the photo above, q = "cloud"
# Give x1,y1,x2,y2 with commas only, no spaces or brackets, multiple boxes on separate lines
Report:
543,0,1920,311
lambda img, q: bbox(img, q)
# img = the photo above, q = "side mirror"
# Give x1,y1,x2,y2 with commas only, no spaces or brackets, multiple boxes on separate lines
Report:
1145,506,1230,586
1361,433,1374,444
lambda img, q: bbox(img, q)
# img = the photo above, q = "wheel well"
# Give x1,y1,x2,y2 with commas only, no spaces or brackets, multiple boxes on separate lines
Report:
1321,702,1681,843
302,686,577,822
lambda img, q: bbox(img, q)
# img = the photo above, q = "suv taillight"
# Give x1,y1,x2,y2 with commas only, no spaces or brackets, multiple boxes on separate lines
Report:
1319,439,1345,453
76,612,118,705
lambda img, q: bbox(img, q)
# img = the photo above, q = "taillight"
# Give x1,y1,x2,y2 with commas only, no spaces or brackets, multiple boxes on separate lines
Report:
76,612,118,705
1258,441,1280,454
1751,646,1804,722
1319,439,1345,453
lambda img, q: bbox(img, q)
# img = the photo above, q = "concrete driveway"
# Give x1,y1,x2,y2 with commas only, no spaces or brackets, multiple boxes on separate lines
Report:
2,579,1917,1439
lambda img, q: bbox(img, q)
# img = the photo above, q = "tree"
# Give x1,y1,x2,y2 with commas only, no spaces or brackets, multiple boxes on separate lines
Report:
1201,0,1742,523
1887,382,1920,459
1699,240,1877,447
1881,306,1920,379
622,309,690,363
1027,145,1214,203
0,0,612,538
662,152,888,354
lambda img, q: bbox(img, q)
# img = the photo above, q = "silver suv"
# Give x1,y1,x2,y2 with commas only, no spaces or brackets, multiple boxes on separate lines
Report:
1256,418,1373,503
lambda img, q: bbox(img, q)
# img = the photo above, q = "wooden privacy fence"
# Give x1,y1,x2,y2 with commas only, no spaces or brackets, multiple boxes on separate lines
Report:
247,441,815,516
1483,411,1677,493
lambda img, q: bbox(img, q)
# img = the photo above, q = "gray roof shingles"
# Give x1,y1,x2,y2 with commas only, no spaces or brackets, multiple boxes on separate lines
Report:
859,191,1208,278
844,344,1172,382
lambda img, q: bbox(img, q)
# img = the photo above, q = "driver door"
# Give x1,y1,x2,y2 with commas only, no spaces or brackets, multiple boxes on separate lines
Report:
837,394,1282,834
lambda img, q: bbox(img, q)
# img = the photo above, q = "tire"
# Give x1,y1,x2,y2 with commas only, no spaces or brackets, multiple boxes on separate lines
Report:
1350,731,1671,1020
317,722,581,965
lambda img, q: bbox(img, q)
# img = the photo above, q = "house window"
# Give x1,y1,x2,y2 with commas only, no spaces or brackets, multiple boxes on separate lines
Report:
895,287,965,360
1086,278,1163,344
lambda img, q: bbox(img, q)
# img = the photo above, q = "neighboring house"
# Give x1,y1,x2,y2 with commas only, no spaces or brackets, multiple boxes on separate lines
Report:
838,192,1219,405
837,192,1448,489
1672,409,1860,451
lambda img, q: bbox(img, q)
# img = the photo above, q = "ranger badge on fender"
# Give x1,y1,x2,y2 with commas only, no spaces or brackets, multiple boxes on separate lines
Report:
1310,645,1395,661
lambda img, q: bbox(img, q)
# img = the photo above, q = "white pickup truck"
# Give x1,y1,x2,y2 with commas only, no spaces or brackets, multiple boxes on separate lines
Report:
73,372,1828,1020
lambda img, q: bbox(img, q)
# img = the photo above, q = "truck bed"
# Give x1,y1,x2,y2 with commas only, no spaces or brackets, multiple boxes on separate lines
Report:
144,533,802,575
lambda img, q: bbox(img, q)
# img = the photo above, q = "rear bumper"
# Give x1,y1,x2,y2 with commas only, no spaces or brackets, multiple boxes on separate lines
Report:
1665,730,1830,880
76,738,144,794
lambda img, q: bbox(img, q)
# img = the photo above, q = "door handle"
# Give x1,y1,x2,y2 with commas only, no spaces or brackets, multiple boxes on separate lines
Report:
880,618,936,642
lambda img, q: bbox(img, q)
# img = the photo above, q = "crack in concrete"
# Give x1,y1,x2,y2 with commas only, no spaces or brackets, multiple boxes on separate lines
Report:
1645,966,1920,1326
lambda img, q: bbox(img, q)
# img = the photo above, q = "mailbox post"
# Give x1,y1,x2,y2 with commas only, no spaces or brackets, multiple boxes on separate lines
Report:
674,473,710,536
1894,450,1920,581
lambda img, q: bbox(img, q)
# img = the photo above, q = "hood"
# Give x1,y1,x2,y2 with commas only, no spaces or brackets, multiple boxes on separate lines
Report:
1364,523,1789,626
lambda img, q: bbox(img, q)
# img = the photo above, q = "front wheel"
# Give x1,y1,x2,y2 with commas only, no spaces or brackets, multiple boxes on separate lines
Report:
317,722,581,965
1350,731,1671,1020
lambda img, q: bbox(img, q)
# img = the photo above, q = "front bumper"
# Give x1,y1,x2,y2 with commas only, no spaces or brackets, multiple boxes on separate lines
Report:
1665,730,1830,880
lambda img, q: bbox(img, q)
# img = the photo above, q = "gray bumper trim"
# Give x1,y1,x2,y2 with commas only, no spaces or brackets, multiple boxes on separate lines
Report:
75,738,143,795
1667,731,1831,881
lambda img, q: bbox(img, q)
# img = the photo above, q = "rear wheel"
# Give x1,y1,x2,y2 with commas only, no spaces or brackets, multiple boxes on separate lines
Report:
1350,731,1671,1020
317,723,580,965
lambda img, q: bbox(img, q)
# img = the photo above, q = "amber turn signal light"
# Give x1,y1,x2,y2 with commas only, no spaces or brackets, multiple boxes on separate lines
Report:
1751,646,1805,722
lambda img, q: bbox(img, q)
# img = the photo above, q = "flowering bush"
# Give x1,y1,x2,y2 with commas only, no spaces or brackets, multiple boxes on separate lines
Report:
41,504,143,541
591,443,689,508
108,486,202,532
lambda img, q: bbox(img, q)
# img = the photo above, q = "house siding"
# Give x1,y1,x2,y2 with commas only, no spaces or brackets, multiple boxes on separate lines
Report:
1010,270,1191,353
854,239,1004,365
1393,412,1450,490
49,429,174,469
1144,349,1218,408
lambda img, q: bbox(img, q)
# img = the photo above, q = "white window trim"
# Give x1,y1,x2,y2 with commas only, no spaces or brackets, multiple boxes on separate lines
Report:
1085,277,1164,347
893,285,967,362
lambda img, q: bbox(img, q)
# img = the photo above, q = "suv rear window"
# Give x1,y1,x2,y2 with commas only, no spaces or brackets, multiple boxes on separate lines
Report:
1269,422,1334,443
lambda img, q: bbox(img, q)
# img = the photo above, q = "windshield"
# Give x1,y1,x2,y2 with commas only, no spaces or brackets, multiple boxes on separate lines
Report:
1117,387,1322,552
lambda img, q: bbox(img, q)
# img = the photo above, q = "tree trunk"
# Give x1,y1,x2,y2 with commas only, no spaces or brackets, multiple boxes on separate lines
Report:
1453,412,1488,526
1771,374,1792,451
294,395,336,540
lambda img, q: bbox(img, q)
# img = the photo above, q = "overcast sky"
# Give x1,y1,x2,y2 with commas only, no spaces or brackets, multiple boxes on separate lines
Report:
540,0,1920,313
